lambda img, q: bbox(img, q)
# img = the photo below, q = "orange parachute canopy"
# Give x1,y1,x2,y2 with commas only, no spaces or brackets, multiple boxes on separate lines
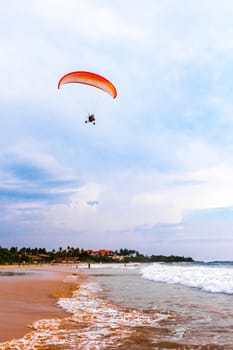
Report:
58,71,117,99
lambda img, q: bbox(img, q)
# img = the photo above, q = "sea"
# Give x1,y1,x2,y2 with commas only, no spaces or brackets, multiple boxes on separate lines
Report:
1,261,233,349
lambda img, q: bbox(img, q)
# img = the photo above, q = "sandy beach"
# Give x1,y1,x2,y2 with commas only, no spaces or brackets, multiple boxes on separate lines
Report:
0,265,76,342
0,263,233,349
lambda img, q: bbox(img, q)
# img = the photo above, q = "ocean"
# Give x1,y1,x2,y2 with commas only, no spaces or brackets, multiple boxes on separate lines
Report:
1,262,233,349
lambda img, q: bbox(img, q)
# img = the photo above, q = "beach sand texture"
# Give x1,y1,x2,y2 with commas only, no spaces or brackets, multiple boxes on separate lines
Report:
1,263,232,349
0,266,76,342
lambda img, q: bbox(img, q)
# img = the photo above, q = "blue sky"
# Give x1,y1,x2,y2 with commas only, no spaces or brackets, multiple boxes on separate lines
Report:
1,0,233,260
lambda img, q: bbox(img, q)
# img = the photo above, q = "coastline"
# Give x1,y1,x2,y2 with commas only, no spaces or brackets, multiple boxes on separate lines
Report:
0,265,77,343
0,263,232,348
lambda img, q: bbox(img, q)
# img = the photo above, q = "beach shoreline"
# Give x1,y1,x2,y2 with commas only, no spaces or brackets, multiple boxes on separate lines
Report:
0,263,232,349
0,264,78,343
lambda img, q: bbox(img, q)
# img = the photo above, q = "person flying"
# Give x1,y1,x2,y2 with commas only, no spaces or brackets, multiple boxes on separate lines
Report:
85,114,96,125
58,71,117,127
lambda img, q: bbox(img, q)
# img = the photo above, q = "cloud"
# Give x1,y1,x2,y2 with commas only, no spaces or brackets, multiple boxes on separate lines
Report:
0,140,80,206
1,1,233,259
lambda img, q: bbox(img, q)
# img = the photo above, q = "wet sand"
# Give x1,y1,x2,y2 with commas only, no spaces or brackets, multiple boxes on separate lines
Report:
0,266,76,342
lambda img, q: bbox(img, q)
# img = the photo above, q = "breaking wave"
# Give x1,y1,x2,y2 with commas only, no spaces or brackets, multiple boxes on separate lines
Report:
141,263,233,294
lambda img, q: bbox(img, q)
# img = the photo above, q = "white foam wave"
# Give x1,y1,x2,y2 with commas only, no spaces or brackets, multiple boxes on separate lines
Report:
0,279,172,349
58,281,168,326
141,263,233,294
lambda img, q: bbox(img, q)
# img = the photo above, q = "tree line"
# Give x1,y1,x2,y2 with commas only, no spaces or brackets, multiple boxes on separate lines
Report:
0,246,194,265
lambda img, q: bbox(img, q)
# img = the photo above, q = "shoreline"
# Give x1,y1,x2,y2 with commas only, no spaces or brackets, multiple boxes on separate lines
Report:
0,264,232,348
0,265,78,343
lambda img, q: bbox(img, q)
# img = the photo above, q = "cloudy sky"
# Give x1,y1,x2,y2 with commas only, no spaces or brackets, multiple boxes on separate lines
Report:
1,0,233,260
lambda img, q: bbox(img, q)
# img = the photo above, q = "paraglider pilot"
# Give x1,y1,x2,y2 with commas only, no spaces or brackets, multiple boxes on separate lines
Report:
85,114,96,125
58,71,117,127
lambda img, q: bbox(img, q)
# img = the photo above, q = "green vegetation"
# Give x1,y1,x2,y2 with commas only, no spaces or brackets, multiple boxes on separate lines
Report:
0,246,194,265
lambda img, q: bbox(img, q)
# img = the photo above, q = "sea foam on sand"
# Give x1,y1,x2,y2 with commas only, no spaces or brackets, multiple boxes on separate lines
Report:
0,265,78,343
0,272,173,350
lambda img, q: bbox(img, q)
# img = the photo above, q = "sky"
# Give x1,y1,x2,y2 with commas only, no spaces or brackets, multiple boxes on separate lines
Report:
1,0,233,261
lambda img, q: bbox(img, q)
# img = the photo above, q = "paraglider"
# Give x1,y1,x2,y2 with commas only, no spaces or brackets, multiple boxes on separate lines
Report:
58,71,117,125
85,113,96,125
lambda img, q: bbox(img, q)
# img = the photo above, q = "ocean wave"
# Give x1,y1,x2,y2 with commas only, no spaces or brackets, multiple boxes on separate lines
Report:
57,280,169,325
141,263,233,294
0,279,172,349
